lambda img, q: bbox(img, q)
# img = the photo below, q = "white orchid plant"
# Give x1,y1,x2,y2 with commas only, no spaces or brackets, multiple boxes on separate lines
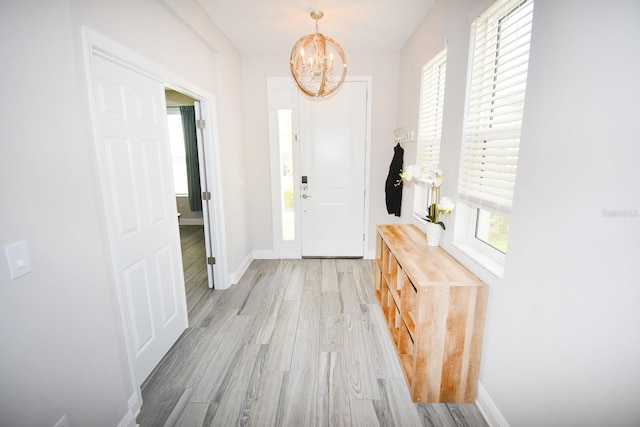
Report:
399,162,455,230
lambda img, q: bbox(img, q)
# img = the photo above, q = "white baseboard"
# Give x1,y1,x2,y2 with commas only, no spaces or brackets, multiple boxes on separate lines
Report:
229,252,253,284
253,250,376,259
476,382,509,427
117,392,141,427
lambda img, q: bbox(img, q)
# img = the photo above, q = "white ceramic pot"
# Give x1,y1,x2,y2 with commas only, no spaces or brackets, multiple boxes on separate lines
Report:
425,222,443,247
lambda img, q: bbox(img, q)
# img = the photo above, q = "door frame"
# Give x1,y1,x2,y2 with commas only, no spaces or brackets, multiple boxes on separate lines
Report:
81,27,229,402
166,101,216,289
267,76,372,259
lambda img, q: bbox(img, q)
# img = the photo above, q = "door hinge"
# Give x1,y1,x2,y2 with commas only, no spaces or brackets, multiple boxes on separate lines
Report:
202,191,211,201
207,256,216,265
196,119,206,129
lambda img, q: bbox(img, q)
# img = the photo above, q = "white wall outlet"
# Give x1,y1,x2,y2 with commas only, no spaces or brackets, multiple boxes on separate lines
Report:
53,414,70,427
4,240,32,280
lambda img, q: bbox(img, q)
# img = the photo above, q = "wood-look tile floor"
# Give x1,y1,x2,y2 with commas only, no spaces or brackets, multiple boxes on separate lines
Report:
136,225,489,426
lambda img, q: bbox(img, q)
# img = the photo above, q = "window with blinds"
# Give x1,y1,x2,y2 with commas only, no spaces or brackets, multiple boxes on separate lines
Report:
416,48,447,166
458,0,534,217
413,49,447,217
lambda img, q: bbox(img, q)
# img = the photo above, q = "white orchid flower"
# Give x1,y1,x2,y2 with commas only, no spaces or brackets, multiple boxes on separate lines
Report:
400,162,444,187
431,167,444,187
437,196,455,215
401,164,421,182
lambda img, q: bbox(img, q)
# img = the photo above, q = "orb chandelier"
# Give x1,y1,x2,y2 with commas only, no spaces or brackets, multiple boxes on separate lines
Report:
289,10,347,98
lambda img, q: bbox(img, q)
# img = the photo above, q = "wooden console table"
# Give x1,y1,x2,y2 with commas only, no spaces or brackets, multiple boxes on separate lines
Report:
374,224,488,403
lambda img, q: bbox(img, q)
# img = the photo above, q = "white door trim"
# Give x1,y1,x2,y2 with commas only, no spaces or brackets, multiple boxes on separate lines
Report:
80,27,229,402
361,76,373,258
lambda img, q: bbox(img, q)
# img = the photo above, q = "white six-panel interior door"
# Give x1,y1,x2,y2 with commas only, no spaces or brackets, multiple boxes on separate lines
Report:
91,54,188,384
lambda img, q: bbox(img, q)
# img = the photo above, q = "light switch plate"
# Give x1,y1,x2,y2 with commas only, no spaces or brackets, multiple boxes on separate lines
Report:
5,240,32,280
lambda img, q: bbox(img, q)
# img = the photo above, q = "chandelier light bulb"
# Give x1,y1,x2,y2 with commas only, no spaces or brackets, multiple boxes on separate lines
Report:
290,10,347,98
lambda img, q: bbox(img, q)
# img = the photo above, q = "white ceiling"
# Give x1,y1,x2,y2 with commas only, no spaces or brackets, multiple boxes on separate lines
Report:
196,0,435,55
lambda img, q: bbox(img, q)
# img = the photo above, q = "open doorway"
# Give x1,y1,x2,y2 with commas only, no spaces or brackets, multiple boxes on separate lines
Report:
165,89,211,316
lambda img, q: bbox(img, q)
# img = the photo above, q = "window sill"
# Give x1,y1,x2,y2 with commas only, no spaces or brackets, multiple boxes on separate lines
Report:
452,241,505,279
412,212,427,224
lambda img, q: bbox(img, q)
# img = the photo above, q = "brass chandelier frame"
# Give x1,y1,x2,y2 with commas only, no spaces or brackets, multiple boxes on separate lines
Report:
289,11,347,97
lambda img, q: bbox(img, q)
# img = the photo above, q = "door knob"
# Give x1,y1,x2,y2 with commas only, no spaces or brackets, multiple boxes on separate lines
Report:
302,194,312,199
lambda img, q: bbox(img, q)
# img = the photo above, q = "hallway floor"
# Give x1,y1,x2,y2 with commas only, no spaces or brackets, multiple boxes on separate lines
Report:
137,228,488,426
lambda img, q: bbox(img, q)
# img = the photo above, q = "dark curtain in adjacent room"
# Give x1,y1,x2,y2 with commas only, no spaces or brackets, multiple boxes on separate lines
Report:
179,106,202,212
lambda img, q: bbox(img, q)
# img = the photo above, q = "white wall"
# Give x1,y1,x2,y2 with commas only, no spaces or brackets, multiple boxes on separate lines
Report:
0,0,250,425
242,51,402,255
398,0,640,425
348,52,405,250
0,1,134,425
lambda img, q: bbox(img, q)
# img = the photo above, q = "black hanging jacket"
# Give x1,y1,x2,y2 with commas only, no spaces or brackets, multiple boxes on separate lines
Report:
385,143,404,216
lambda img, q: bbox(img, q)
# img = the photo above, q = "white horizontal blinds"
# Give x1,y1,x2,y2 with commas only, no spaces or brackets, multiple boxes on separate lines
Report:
459,0,534,216
416,48,447,166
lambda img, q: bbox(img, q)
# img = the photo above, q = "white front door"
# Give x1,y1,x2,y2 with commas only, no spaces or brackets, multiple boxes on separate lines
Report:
299,81,368,257
92,54,188,384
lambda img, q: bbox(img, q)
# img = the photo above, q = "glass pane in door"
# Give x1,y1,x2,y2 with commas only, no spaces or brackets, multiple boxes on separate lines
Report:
278,109,295,241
